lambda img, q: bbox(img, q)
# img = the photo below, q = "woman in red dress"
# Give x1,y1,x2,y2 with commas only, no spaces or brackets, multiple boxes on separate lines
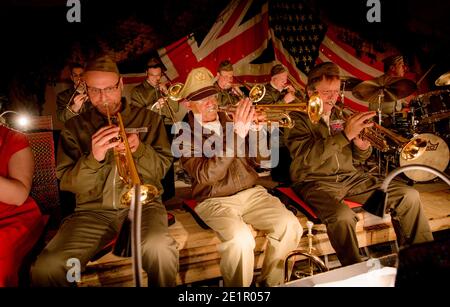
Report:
0,124,45,287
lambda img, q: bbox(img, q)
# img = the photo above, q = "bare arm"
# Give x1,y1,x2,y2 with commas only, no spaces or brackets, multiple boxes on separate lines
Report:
0,147,34,206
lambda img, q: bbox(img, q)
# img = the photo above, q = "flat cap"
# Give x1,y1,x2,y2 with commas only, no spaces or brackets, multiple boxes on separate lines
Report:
307,62,341,84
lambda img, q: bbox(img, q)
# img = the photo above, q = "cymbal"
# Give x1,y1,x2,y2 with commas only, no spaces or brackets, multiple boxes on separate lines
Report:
340,76,362,91
435,71,450,86
352,75,417,103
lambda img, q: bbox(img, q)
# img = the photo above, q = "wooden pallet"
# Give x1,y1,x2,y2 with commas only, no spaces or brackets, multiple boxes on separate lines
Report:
78,190,450,287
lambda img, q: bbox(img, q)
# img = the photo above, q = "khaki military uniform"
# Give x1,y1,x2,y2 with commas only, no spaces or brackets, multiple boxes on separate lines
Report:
56,88,93,123
214,82,240,107
130,80,187,125
285,110,433,266
31,100,179,286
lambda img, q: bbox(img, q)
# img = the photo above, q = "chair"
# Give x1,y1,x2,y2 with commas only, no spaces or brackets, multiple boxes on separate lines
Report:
182,199,210,230
272,186,362,224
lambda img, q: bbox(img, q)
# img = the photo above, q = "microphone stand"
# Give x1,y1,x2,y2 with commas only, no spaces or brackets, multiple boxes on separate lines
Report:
364,165,450,217
131,184,143,287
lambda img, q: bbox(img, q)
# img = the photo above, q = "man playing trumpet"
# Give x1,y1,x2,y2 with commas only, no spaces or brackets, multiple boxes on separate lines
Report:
31,55,178,287
285,62,433,266
178,67,302,286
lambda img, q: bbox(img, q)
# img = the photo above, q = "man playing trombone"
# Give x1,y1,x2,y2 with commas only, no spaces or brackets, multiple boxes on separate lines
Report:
285,62,433,267
130,57,187,125
31,55,178,287
214,60,244,107
56,62,92,123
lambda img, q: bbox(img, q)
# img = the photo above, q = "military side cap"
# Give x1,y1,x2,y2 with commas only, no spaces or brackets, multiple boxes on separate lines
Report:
307,62,341,84
181,67,218,101
85,55,120,74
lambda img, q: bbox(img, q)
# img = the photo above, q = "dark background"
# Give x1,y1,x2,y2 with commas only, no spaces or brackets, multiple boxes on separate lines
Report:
0,0,449,110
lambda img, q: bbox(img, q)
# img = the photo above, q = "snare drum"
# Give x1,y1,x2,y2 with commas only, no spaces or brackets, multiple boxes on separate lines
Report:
399,133,449,182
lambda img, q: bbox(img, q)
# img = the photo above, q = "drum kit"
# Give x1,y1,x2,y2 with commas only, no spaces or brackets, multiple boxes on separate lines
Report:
341,71,450,182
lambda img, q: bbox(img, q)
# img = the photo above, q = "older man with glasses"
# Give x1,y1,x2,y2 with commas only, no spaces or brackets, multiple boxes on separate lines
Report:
31,55,178,287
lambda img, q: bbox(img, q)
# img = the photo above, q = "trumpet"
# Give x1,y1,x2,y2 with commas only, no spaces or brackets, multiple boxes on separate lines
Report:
104,103,159,257
284,221,328,283
218,92,323,128
334,104,427,160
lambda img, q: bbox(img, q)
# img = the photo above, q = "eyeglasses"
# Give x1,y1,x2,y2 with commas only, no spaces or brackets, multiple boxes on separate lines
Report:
86,79,121,96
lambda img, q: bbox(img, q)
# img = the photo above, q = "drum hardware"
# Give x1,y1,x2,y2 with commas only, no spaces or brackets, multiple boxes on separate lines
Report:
340,76,362,92
435,71,450,87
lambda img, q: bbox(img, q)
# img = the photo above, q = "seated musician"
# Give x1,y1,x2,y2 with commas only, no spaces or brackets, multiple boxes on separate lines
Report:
285,62,433,266
214,60,244,107
369,55,410,115
258,64,297,105
256,64,300,183
56,63,93,124
31,55,178,287
0,124,45,286
178,67,302,286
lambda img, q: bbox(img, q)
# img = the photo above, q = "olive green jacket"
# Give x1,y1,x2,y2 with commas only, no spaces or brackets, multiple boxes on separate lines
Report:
56,87,93,123
257,83,285,105
285,110,372,186
57,100,173,211
130,80,187,125
214,82,240,107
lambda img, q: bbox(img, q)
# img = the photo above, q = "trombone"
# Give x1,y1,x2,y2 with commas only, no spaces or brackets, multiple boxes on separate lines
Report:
151,82,184,124
65,80,88,113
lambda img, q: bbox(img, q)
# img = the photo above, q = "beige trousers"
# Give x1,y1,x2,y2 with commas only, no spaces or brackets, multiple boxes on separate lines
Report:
195,185,302,287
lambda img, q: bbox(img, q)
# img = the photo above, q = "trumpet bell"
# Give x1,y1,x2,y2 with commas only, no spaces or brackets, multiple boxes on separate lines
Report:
400,138,427,161
167,82,185,101
120,184,160,207
249,84,266,103
307,94,323,124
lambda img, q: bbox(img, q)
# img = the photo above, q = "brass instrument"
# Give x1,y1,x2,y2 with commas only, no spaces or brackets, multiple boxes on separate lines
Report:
151,82,184,123
284,221,328,283
218,93,323,128
65,80,88,112
334,104,427,160
105,103,159,257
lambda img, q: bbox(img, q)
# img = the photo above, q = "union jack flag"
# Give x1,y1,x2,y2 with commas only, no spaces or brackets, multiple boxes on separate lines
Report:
123,0,392,110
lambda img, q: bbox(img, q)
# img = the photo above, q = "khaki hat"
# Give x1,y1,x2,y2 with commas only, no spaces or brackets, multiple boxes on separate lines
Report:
180,67,218,101
85,55,120,74
307,62,341,86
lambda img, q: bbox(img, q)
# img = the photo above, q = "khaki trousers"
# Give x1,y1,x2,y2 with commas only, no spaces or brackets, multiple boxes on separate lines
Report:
195,185,302,287
31,201,179,287
294,172,434,266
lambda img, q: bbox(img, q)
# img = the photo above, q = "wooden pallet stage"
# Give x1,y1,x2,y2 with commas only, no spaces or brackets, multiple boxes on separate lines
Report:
78,188,450,287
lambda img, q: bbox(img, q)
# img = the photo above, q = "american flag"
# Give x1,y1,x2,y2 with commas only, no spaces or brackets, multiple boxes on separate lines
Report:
269,1,385,111
121,0,388,110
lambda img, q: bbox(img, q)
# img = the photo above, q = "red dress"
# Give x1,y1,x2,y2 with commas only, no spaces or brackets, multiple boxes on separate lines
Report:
0,125,46,287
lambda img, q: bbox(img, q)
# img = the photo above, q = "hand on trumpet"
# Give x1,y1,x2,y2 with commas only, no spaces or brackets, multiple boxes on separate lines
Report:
91,125,121,162
232,98,267,137
343,111,376,145
115,133,140,153
151,97,167,110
